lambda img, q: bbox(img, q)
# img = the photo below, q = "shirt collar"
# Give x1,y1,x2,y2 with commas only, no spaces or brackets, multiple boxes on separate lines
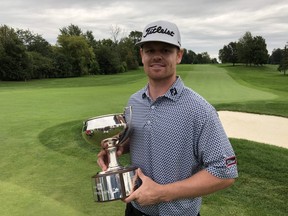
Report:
141,76,184,101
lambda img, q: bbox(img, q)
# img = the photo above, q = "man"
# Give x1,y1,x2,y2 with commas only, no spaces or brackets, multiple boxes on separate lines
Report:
98,20,238,216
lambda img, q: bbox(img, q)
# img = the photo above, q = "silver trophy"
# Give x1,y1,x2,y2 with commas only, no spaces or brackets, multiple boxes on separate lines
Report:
82,106,137,202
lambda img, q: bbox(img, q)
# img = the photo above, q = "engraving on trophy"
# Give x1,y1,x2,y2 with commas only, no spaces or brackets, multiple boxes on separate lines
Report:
82,106,137,202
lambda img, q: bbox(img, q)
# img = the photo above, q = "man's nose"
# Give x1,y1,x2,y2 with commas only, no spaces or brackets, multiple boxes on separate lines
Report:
152,53,163,61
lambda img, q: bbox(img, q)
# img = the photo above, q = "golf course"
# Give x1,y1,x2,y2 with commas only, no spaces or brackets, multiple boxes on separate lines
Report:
0,64,287,215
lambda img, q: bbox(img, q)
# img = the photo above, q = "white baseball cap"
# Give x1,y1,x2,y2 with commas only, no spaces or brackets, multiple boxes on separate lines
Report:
136,20,181,48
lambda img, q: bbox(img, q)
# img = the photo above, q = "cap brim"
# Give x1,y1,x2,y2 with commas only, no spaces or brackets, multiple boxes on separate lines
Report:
135,39,180,48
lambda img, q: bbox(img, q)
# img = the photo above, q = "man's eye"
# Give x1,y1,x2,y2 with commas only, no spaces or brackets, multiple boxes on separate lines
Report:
163,49,172,53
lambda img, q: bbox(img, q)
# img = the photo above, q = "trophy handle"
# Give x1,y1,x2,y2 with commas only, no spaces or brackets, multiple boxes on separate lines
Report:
118,106,132,145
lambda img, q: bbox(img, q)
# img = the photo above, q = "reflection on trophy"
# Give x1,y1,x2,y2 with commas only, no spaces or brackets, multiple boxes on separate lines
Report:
82,106,137,202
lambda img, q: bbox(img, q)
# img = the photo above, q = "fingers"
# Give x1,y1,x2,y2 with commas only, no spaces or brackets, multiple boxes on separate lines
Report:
116,146,124,156
97,146,124,171
124,190,136,203
98,138,127,172
124,169,162,206
136,168,144,179
100,140,108,149
124,168,144,203
97,150,108,171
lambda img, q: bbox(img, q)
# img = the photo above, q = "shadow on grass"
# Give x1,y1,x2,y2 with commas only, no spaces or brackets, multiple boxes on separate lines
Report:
38,120,98,160
38,120,131,166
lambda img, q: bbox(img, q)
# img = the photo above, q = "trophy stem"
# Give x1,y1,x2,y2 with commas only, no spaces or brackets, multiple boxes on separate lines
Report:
104,138,122,171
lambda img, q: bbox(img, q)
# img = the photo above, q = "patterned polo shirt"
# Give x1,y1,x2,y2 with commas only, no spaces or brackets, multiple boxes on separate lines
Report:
127,76,238,216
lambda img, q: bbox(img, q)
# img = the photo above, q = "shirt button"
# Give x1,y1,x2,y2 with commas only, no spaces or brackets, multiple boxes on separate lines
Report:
151,105,155,109
147,120,151,124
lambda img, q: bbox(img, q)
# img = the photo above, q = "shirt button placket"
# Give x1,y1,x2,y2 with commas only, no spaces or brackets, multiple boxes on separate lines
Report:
146,105,155,129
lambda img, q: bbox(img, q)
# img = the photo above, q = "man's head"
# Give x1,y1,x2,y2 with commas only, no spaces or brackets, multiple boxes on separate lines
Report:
136,20,181,49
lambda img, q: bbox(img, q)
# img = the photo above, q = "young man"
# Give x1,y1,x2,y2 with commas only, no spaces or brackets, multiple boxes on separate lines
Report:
98,20,238,216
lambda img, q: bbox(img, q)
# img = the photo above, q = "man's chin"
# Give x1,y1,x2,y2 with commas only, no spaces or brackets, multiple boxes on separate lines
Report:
149,67,165,73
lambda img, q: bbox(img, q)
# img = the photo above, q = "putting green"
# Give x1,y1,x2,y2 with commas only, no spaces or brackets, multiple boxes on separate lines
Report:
179,64,277,104
0,181,87,216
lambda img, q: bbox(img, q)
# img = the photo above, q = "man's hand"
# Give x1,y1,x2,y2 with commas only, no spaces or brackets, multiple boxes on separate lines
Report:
124,168,236,206
124,168,165,206
97,139,127,171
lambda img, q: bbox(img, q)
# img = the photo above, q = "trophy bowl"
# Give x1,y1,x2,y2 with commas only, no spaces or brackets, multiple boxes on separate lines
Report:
82,107,137,202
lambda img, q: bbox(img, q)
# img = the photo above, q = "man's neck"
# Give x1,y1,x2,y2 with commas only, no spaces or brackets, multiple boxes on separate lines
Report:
148,76,177,101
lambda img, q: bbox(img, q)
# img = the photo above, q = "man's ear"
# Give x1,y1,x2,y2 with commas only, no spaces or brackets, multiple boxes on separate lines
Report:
140,48,144,64
177,49,184,64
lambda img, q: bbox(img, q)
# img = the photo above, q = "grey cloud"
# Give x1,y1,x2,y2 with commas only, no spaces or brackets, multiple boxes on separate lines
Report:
1,0,287,58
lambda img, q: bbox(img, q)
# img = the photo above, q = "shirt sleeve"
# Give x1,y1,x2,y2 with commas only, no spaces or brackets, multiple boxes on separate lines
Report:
198,109,238,179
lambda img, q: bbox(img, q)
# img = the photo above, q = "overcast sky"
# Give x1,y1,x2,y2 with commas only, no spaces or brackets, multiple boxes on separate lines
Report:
1,0,287,58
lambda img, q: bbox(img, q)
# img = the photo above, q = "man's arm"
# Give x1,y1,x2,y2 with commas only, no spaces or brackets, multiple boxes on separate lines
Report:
124,168,235,206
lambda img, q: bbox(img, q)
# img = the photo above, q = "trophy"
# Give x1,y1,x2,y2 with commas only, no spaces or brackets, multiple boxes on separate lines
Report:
82,106,137,202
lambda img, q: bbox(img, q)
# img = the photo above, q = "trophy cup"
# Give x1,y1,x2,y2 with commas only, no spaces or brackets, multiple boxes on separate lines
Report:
82,106,137,202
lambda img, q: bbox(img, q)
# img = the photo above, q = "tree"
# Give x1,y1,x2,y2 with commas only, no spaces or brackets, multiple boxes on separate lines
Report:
129,31,142,44
16,29,55,79
181,49,197,64
269,48,283,64
84,30,97,48
50,47,74,78
59,24,83,36
128,31,142,65
16,29,52,56
193,52,212,64
28,51,54,79
0,25,32,81
236,32,268,66
188,50,197,64
278,43,288,75
57,34,96,76
118,37,139,70
110,25,122,44
237,32,254,65
95,44,123,74
252,36,268,65
219,42,238,65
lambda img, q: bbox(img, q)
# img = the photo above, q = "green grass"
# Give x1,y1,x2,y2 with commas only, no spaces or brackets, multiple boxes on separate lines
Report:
214,64,288,117
0,64,287,215
202,139,288,216
177,64,276,104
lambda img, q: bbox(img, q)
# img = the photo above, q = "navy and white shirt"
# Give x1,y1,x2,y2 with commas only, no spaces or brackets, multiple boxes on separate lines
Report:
127,76,238,216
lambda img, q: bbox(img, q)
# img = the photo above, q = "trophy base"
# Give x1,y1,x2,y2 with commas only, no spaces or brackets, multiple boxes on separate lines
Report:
92,166,137,202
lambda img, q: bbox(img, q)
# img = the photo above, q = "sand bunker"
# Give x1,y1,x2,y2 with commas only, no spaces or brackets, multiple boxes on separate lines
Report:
218,111,288,149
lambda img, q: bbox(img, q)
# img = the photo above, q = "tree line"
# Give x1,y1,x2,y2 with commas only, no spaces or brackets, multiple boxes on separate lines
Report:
0,24,141,81
0,24,218,81
1,24,287,81
219,31,288,75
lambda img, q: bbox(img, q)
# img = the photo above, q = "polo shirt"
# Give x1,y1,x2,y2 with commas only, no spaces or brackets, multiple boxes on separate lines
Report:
127,76,238,216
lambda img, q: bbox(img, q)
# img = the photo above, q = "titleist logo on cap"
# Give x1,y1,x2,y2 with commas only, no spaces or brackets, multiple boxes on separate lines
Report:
143,25,175,38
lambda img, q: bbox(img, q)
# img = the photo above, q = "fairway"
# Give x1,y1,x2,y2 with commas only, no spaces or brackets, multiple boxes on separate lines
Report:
0,64,287,216
178,65,276,104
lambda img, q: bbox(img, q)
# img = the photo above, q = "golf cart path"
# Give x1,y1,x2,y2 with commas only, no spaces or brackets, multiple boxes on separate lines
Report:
218,111,288,149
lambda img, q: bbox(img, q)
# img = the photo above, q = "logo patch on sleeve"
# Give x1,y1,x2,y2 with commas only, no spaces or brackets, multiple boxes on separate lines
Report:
225,156,237,167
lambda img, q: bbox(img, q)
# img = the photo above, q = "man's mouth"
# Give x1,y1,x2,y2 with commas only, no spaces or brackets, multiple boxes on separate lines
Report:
150,63,165,68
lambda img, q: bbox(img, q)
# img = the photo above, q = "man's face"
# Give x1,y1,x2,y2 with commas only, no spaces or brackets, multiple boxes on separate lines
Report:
140,42,183,81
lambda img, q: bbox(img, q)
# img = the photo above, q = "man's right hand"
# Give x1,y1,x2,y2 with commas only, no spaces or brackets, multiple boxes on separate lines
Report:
97,148,109,171
97,139,128,171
